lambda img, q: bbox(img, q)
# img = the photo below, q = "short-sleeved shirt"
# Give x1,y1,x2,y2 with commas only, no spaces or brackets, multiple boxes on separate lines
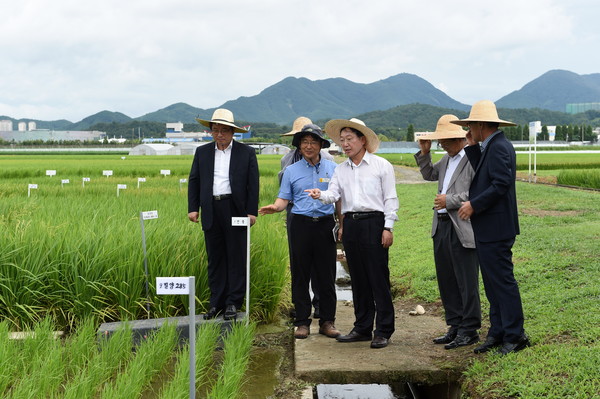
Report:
279,157,337,217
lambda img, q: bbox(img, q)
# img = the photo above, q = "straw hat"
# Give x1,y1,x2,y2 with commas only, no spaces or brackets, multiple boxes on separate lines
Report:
324,118,380,153
450,100,516,127
196,108,247,133
422,114,467,140
291,124,331,148
281,116,313,137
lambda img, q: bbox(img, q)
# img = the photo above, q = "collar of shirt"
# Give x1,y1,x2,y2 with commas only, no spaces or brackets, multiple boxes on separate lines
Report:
214,139,234,153
480,130,501,151
345,150,372,168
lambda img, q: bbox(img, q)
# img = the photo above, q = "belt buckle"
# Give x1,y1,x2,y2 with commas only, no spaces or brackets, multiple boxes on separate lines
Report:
351,213,359,220
311,216,319,222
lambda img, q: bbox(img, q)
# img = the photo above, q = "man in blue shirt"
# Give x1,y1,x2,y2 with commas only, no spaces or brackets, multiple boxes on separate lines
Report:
260,124,341,339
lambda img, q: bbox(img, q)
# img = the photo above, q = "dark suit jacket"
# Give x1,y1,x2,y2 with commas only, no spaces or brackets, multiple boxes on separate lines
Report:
464,131,519,242
188,141,259,231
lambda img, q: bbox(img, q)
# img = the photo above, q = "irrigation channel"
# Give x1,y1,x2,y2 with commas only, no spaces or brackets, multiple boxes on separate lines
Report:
97,253,464,399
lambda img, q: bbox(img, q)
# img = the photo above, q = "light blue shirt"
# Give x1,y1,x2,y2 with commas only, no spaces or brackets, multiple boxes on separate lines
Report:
481,130,501,152
279,157,337,217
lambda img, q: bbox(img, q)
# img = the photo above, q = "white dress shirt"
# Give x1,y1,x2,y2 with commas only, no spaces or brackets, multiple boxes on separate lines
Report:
438,148,465,214
319,151,399,228
213,140,233,195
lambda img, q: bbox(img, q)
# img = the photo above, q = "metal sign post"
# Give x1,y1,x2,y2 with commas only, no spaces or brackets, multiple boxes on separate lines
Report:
232,216,251,324
179,178,187,191
137,177,146,188
82,177,90,188
156,276,195,399
61,179,70,188
140,210,158,317
117,184,127,197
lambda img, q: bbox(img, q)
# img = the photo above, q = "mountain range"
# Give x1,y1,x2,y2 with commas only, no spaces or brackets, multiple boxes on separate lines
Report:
2,69,600,130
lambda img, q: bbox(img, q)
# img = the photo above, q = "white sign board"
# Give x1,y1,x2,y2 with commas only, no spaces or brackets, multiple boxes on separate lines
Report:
117,184,127,189
160,169,171,176
138,177,146,182
141,210,158,220
232,217,249,226
156,277,190,295
28,184,38,189
61,179,70,184
83,177,90,182
103,170,113,177
46,170,56,176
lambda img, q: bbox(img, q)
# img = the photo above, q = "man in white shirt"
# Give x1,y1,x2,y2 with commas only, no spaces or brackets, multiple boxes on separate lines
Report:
188,108,259,321
306,118,398,349
414,114,481,350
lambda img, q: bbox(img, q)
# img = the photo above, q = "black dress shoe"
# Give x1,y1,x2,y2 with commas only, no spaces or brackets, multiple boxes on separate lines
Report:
444,334,479,350
474,336,503,354
204,307,221,320
370,336,389,349
432,329,458,344
500,335,531,355
223,305,237,321
336,330,372,343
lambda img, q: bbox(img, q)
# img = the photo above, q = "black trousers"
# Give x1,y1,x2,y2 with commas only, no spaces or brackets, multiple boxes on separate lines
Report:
477,238,525,343
342,214,394,339
432,218,481,335
286,204,320,309
289,214,337,327
203,198,247,310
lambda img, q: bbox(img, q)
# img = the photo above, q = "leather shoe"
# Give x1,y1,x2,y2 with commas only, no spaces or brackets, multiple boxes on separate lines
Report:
500,335,531,355
444,334,479,350
474,336,503,354
203,307,221,320
432,329,458,344
223,305,237,321
318,321,340,338
370,336,389,349
294,325,310,339
336,330,372,343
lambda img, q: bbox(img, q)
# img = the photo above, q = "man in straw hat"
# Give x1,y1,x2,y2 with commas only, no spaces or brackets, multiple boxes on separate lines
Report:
188,108,259,321
260,124,341,339
452,100,530,355
414,114,481,350
306,118,398,349
278,117,335,320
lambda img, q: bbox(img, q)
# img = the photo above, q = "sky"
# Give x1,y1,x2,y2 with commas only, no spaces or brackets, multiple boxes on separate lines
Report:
1,0,599,122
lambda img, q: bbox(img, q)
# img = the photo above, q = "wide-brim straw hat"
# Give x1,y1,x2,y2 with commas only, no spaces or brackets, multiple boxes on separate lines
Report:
196,108,247,133
324,118,380,153
450,100,516,127
291,123,330,148
422,114,467,140
281,116,312,137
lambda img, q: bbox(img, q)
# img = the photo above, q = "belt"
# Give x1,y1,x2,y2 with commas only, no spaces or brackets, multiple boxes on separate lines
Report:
344,211,383,220
437,212,450,220
293,214,334,222
213,194,232,200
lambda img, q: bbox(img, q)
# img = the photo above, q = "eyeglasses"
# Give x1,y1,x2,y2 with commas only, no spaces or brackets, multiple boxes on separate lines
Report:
300,140,319,147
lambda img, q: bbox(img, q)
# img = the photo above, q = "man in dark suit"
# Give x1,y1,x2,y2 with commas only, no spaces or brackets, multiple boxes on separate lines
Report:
454,100,530,355
188,108,259,321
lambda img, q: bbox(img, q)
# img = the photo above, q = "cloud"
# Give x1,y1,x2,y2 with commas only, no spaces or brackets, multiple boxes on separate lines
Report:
0,0,597,121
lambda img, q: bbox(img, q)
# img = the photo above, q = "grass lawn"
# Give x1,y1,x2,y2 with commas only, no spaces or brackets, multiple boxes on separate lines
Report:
390,181,600,398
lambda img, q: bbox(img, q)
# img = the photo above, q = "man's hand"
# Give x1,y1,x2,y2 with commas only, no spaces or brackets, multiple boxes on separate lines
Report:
466,130,477,146
304,188,321,199
248,215,257,226
188,211,199,223
381,229,393,248
258,205,278,215
418,139,431,154
434,194,447,210
458,201,474,220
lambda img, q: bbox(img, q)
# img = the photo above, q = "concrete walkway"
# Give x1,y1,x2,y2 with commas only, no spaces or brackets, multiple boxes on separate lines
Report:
294,299,474,386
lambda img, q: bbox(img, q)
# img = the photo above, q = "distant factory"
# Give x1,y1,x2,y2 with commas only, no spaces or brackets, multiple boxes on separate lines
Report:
0,119,105,142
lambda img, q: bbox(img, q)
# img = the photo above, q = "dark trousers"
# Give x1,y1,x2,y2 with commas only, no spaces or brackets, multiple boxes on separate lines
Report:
433,218,481,335
203,198,247,310
342,215,394,339
476,238,525,343
289,214,337,327
286,204,319,309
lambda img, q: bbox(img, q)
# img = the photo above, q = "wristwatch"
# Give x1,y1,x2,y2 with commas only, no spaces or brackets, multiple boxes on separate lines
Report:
383,227,393,232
